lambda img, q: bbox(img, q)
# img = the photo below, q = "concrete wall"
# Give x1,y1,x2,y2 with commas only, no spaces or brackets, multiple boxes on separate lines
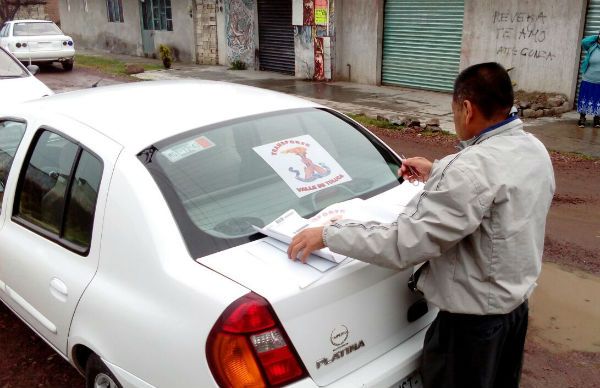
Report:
334,0,383,84
59,0,143,57
59,0,196,62
216,0,228,65
461,0,587,102
152,0,196,62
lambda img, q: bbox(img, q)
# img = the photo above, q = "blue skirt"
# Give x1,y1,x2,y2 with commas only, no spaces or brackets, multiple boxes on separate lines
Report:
578,80,600,115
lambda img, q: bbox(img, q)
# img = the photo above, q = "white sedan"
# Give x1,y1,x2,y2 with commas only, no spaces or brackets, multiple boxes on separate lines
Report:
0,46,53,104
0,81,434,388
0,19,75,71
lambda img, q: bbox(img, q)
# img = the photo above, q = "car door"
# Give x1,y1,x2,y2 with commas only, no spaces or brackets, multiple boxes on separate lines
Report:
0,24,6,49
0,114,122,355
0,23,11,49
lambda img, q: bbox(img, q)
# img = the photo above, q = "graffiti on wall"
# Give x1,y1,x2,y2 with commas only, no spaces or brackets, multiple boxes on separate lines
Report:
314,37,325,80
492,10,556,61
303,0,315,26
295,26,315,78
292,0,334,80
225,0,254,65
315,0,328,25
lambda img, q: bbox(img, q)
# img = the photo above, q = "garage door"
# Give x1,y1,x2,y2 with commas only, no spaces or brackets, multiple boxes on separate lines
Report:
576,0,600,102
257,0,295,75
382,0,464,92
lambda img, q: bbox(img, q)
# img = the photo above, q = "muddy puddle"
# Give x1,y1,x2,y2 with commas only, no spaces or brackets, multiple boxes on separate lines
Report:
529,262,600,353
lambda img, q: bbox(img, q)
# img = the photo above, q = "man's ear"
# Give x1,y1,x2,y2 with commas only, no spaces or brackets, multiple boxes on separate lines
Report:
464,99,474,125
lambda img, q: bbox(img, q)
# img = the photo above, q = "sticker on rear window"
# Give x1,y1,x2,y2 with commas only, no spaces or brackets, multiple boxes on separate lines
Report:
161,136,215,162
253,135,352,198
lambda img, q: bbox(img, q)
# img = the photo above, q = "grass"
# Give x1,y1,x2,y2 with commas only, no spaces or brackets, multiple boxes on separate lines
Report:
420,128,456,138
74,54,163,77
346,113,402,130
347,113,457,138
549,149,599,161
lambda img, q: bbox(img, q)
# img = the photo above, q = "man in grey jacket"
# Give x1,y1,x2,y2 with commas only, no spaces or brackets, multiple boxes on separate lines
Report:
288,62,555,388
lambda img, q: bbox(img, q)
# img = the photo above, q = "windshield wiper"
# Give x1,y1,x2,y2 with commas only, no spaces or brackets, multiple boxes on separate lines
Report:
0,75,24,79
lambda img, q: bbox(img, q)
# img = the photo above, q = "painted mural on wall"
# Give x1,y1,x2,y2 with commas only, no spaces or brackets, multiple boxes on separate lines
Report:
225,0,255,65
292,0,334,81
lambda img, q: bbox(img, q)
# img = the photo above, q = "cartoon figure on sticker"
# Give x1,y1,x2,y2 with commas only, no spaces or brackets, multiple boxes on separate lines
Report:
283,146,331,182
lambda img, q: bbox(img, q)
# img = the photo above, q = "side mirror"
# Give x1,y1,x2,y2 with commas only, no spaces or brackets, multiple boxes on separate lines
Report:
27,64,40,75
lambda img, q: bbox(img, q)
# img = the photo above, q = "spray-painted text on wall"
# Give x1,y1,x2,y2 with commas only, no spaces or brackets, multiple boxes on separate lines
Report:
493,10,556,61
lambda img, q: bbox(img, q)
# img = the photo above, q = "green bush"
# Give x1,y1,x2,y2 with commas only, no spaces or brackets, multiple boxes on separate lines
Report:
229,60,247,70
158,44,173,69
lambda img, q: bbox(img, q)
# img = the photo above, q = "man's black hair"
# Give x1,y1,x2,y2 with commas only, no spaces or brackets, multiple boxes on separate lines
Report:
453,62,514,119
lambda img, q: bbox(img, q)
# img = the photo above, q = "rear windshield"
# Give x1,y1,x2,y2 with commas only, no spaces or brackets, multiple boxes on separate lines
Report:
140,108,402,258
0,48,26,77
13,22,63,36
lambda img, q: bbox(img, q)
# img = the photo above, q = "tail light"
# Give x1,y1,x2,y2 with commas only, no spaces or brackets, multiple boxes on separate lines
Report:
207,292,307,387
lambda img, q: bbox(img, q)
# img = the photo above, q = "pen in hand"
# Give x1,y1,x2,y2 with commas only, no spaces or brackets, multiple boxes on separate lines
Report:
401,154,422,182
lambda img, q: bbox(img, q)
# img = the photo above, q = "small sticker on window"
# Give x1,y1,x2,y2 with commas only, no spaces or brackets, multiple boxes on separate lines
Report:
253,135,352,198
162,136,215,162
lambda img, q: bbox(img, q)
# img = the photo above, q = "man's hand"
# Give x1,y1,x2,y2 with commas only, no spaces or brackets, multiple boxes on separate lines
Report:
399,157,433,183
287,226,325,263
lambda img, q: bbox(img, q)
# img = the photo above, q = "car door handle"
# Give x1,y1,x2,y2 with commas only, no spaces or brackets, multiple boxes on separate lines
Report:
49,277,68,302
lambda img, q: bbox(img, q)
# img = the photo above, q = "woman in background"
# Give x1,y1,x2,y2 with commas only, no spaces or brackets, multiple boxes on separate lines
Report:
578,32,600,127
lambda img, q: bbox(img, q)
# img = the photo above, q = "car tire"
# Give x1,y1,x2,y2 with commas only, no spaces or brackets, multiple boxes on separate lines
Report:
62,61,74,71
85,354,123,388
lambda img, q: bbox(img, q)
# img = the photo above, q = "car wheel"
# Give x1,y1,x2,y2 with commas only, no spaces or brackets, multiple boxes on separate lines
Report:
85,354,122,388
62,61,74,71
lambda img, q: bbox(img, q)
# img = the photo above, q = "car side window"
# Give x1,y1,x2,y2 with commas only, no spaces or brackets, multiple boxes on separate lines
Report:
62,150,102,248
14,129,104,253
0,120,27,207
0,24,6,37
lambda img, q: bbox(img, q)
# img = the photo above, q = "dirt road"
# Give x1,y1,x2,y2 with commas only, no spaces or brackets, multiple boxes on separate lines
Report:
1,67,598,387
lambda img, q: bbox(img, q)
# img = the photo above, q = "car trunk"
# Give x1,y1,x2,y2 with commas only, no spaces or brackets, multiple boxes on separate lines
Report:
19,36,64,52
198,188,436,386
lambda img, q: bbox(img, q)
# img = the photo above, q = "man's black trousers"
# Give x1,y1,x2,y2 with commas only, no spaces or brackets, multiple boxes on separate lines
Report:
421,301,528,388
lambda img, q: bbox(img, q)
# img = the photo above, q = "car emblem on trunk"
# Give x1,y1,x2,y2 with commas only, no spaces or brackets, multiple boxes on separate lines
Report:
330,325,349,348
316,325,366,370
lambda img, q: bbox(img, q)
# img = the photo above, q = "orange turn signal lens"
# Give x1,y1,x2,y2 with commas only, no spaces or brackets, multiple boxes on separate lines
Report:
208,332,265,388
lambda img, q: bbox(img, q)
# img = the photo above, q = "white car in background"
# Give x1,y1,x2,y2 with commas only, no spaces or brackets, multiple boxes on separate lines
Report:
0,46,52,104
0,81,434,388
0,19,75,71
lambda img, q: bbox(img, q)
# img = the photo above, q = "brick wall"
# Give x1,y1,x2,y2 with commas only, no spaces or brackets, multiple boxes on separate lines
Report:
45,0,61,24
15,5,48,20
196,0,218,65
14,0,60,24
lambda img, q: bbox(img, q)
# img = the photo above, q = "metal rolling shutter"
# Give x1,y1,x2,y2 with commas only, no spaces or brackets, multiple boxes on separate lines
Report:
257,0,295,75
382,0,464,92
576,0,600,103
